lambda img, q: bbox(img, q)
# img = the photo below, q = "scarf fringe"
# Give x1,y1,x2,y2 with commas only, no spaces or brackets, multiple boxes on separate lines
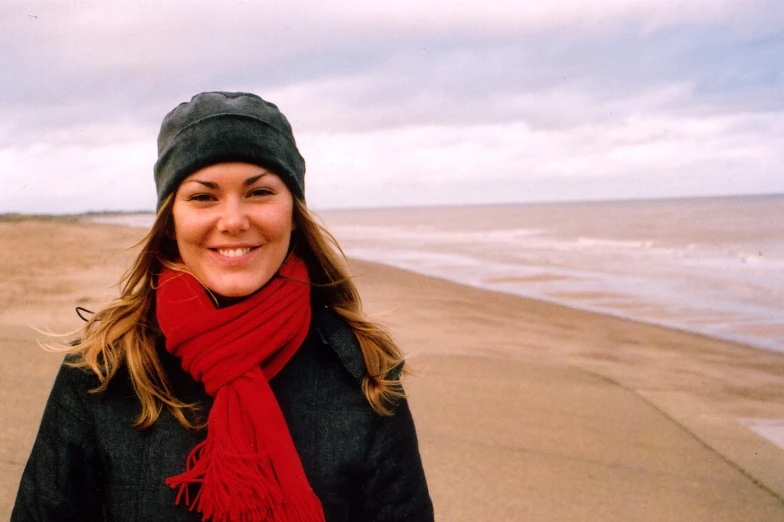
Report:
166,413,325,522
166,439,281,521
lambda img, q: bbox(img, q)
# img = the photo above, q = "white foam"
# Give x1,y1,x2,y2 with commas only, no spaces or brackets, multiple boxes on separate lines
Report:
738,418,784,451
88,213,155,229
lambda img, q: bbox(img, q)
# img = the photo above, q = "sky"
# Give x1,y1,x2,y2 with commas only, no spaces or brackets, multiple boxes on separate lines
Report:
2,0,784,213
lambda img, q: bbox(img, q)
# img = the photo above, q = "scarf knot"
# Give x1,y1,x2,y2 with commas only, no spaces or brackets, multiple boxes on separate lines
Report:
156,254,325,522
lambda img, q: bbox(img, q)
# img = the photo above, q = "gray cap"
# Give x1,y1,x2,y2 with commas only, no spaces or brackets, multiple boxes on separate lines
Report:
153,91,305,209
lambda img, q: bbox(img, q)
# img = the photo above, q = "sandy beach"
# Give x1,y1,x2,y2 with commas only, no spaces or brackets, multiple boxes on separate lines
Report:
2,218,784,521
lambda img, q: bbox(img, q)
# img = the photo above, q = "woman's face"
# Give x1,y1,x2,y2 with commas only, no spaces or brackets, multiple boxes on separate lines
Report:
172,162,295,298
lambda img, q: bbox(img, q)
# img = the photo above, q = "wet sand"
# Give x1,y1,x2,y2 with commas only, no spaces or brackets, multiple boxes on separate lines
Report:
1,218,784,520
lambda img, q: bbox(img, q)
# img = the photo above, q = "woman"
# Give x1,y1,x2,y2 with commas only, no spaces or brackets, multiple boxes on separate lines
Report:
12,92,434,522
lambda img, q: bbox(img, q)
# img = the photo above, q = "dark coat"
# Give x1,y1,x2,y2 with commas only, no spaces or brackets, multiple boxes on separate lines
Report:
11,308,434,522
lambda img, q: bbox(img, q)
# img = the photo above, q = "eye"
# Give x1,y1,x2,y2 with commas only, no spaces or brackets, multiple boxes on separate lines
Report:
248,187,275,197
187,193,215,202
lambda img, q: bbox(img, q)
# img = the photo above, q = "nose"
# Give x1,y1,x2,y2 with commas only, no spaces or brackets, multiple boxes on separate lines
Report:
216,198,250,234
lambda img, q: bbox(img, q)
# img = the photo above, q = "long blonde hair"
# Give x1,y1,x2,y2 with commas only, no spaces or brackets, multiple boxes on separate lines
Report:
68,195,405,430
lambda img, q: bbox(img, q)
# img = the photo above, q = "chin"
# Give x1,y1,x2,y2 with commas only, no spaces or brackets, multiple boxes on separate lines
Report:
213,287,258,299
202,271,274,300
204,279,261,299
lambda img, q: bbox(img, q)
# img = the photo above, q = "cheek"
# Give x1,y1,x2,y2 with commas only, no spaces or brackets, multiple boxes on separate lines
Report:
174,224,198,247
172,209,209,253
271,217,295,242
262,206,295,242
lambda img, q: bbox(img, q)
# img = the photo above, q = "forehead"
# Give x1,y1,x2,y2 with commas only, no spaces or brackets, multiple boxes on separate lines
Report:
179,162,283,186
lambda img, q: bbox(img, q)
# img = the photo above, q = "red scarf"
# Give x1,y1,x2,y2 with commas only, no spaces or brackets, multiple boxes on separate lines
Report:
155,254,325,522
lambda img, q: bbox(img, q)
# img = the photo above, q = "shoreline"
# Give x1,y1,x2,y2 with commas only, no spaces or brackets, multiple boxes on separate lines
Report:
3,219,784,520
79,212,784,356
349,254,784,356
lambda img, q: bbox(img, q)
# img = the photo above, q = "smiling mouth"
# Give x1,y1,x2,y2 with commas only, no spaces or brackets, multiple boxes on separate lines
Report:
215,247,255,258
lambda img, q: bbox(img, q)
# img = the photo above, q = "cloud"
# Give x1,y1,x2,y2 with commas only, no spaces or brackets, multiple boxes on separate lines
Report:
298,102,784,207
2,0,783,212
2,138,156,213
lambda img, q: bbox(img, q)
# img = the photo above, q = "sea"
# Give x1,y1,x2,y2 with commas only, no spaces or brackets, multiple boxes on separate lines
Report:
90,194,784,355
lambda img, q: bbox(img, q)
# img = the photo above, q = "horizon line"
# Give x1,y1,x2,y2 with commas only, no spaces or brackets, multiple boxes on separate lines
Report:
3,191,784,218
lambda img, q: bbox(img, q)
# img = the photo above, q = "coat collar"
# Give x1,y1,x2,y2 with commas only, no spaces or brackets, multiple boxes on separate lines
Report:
314,306,404,382
313,306,367,383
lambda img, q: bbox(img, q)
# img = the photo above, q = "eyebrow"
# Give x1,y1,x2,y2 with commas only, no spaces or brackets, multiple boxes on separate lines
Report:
186,173,269,190
243,173,268,186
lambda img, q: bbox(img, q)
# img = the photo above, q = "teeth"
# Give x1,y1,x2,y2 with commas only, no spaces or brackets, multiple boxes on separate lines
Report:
217,247,252,258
